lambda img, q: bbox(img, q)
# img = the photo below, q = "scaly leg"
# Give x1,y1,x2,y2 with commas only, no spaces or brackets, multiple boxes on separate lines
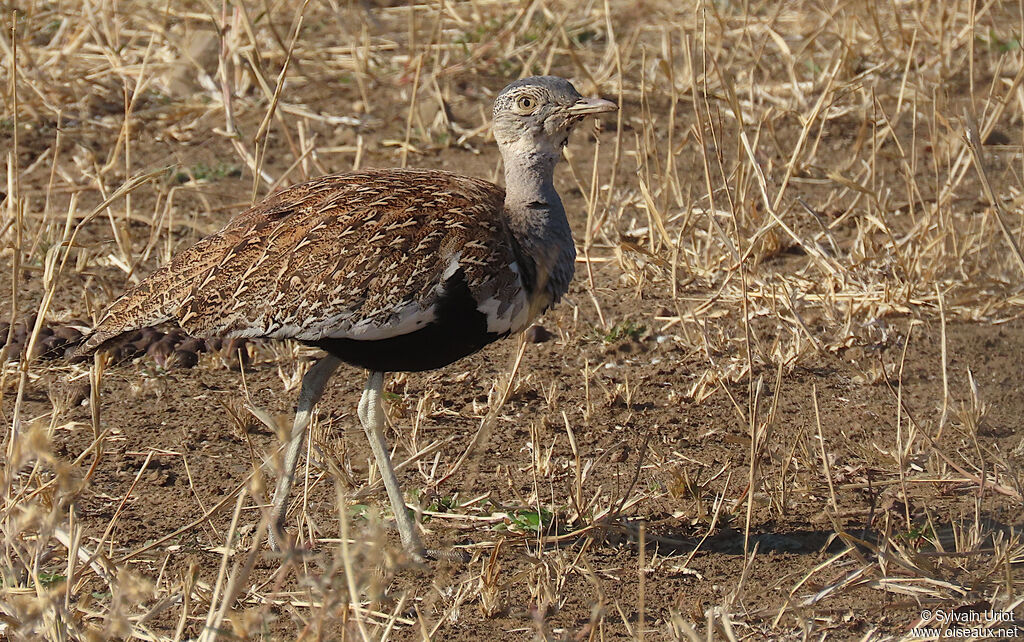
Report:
269,355,342,551
358,371,425,559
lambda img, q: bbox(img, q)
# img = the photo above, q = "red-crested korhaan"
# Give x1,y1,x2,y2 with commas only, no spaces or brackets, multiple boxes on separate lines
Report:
78,76,617,559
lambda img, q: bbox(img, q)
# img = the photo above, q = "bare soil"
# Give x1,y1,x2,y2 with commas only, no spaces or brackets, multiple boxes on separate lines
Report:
31,315,1024,639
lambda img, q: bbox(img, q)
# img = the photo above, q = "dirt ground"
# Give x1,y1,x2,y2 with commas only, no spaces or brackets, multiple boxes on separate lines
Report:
2,1,1023,640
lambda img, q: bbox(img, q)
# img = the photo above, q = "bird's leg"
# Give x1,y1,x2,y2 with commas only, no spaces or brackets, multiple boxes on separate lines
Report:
269,354,342,551
358,371,425,559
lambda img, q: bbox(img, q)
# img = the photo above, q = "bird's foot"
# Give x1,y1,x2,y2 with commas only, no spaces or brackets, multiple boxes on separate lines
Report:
423,546,471,564
267,518,289,553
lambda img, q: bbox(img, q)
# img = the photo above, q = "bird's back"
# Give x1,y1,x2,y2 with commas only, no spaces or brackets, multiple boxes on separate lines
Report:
80,168,538,369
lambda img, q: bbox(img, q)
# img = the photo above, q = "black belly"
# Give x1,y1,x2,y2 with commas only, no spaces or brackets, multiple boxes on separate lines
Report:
307,269,508,373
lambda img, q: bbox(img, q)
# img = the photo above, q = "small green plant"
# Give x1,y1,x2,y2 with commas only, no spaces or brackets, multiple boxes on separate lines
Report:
174,162,242,184
37,572,66,588
425,493,458,513
898,523,936,550
413,492,461,522
600,319,646,343
495,507,554,534
978,30,1021,52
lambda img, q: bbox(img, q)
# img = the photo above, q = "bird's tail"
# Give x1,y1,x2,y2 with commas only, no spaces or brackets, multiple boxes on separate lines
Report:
71,262,191,359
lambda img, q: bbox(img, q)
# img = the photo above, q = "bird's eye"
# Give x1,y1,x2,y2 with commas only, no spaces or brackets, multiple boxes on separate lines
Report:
517,96,535,111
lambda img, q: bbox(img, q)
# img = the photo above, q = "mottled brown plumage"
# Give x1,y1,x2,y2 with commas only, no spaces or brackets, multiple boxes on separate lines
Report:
81,169,530,354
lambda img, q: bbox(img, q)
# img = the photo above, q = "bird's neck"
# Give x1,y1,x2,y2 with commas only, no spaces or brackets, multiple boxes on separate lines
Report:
501,147,559,211
500,148,576,307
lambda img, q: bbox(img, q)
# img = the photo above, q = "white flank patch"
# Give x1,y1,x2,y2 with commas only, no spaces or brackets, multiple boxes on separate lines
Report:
327,301,437,340
477,262,530,334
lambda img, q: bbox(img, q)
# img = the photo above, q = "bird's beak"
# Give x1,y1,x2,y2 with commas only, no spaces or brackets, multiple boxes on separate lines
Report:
567,97,618,115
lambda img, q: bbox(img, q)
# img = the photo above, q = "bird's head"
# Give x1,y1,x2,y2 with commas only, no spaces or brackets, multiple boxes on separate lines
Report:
492,76,617,163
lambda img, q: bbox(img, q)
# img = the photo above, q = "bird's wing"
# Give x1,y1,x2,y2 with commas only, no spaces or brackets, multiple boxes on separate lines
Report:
80,169,529,353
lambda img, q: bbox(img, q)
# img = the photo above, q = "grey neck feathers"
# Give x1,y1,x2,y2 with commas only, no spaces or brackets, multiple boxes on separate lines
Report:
501,148,576,305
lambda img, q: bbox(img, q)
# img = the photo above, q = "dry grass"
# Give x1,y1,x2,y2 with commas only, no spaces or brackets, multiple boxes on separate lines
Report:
2,0,1024,639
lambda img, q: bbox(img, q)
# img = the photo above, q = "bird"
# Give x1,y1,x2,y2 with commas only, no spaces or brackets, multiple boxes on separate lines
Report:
76,76,617,559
